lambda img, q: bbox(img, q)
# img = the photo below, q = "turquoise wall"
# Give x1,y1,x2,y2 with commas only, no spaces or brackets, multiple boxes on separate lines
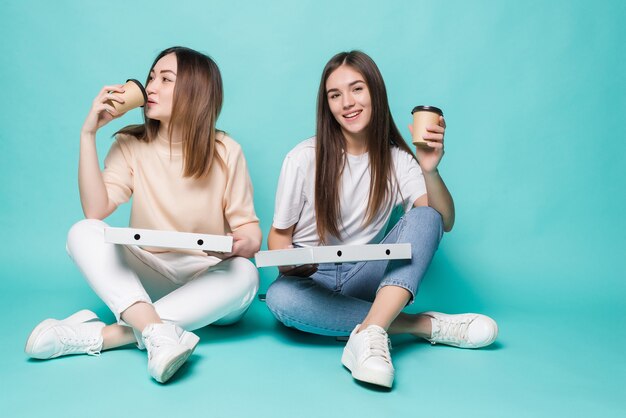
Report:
1,0,624,315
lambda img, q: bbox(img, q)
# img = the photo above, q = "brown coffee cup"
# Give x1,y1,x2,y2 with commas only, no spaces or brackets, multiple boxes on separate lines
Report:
108,79,147,114
411,105,443,148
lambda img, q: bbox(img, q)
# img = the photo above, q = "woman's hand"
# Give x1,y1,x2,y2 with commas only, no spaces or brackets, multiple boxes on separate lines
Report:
78,85,127,219
276,245,318,277
228,228,262,258
409,115,455,232
205,223,262,260
278,263,318,277
409,116,446,174
81,85,127,136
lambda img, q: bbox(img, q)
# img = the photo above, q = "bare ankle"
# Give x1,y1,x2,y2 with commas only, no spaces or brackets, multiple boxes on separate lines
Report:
412,314,433,339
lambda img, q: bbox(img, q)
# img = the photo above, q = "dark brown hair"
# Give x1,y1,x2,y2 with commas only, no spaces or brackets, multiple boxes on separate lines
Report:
116,46,224,178
315,51,415,243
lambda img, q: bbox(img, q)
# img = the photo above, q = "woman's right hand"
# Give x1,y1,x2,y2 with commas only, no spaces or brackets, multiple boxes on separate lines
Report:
278,263,318,277
81,85,126,135
276,245,318,277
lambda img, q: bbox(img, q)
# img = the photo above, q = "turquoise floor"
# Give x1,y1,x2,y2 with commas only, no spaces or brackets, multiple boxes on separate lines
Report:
2,269,624,418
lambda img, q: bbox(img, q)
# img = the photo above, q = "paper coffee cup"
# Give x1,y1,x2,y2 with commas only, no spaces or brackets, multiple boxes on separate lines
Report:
108,79,147,114
411,105,443,148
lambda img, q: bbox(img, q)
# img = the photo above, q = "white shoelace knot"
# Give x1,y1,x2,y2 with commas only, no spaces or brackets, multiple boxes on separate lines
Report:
363,327,392,364
431,316,474,345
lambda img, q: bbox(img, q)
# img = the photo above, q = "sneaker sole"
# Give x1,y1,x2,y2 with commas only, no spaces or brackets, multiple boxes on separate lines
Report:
180,331,200,352
25,310,99,359
153,330,200,383
154,347,192,383
341,349,394,388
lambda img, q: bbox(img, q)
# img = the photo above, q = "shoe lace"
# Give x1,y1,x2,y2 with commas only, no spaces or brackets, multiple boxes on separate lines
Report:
143,333,176,359
364,327,392,364
431,317,471,345
60,336,101,356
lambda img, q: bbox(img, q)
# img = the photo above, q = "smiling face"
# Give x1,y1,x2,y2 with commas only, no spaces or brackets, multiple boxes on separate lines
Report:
144,52,177,125
325,64,372,144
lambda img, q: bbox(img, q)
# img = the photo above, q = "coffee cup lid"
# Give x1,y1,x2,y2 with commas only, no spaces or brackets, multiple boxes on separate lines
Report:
411,105,443,116
127,79,148,107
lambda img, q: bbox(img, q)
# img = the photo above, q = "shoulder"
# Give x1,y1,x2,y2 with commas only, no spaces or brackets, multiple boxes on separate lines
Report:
113,132,138,146
111,133,142,156
216,131,240,149
284,137,316,167
216,131,244,160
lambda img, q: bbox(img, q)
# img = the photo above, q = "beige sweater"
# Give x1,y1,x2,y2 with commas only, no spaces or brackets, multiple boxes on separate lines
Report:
102,132,258,254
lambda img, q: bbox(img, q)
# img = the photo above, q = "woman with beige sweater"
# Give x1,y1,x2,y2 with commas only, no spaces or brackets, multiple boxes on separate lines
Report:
25,46,261,384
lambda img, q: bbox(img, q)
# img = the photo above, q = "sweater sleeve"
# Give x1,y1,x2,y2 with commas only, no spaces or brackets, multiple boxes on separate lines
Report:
102,136,133,206
223,143,259,231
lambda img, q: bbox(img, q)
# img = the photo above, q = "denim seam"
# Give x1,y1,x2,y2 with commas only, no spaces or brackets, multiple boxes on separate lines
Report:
339,261,367,288
335,263,342,291
377,278,416,302
271,308,351,335
340,214,409,289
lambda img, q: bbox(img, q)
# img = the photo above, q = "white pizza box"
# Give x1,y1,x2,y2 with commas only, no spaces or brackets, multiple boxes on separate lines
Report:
255,243,411,267
104,227,233,252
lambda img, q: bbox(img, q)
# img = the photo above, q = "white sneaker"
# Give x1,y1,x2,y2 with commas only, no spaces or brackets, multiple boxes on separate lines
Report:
25,310,105,359
142,323,199,383
341,324,394,388
424,311,498,348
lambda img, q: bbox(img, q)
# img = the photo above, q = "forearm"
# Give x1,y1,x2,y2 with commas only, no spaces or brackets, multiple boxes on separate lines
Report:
423,169,455,232
268,225,316,276
78,132,115,219
267,226,294,250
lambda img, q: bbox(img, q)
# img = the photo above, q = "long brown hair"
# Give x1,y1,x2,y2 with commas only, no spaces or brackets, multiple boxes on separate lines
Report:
315,51,415,243
116,46,224,178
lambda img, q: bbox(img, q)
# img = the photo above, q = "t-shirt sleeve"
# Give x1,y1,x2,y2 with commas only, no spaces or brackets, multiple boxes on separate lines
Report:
272,153,306,229
223,144,259,231
397,152,427,212
102,137,133,206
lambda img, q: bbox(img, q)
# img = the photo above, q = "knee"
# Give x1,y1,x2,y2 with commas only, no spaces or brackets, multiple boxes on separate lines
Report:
228,257,260,296
265,277,299,318
405,206,443,229
66,219,108,254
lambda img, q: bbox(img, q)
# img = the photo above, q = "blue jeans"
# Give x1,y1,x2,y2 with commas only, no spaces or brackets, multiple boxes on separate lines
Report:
265,206,444,336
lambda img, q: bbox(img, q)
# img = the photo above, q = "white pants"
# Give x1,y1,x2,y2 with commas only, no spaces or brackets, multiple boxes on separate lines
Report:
66,219,259,331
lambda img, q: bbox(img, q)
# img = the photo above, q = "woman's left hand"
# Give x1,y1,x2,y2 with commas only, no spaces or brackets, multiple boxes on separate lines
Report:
204,224,262,260
409,116,446,174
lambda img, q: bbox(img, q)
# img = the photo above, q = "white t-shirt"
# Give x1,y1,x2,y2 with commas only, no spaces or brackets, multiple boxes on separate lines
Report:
273,137,427,247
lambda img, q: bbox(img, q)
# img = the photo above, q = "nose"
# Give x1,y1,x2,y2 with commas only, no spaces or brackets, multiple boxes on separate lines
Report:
146,79,158,95
342,92,355,109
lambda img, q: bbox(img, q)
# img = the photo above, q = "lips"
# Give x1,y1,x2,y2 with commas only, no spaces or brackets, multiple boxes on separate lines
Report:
343,109,362,120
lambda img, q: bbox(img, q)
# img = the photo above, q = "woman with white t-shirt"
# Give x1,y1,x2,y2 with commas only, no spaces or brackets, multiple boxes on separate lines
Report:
265,51,498,388
25,47,261,383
